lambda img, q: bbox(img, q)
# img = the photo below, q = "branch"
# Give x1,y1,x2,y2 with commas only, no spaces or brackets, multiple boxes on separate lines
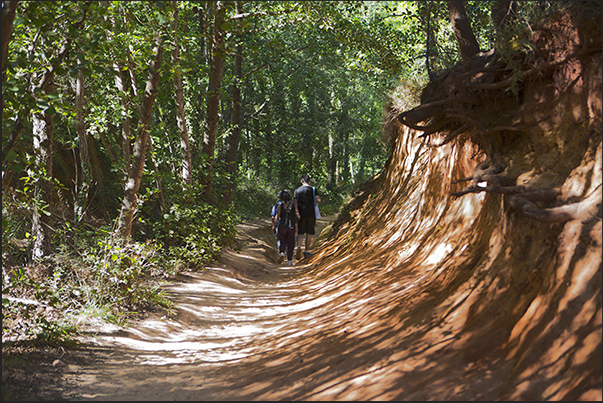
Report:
35,2,92,90
228,8,296,21
242,61,269,79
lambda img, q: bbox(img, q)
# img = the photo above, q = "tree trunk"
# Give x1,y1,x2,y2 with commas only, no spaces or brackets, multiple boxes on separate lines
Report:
425,1,434,81
74,59,91,222
113,62,132,175
116,40,163,240
171,2,192,187
190,3,207,153
201,1,228,202
31,80,55,260
224,1,243,205
327,130,335,190
492,1,517,47
2,0,18,113
99,123,118,166
446,0,480,62
86,133,110,220
148,136,166,214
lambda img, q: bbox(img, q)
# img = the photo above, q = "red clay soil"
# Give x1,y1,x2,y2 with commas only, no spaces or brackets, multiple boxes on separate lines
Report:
22,5,602,401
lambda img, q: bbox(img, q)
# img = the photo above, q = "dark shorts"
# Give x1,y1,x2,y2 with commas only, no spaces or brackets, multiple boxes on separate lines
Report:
297,216,316,235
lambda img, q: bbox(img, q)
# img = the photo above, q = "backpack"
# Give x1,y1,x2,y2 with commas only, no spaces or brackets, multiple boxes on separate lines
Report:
278,201,296,229
271,201,282,217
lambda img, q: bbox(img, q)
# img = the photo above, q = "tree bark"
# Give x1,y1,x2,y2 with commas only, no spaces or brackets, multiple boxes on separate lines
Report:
327,129,335,190
171,2,193,187
113,62,132,176
201,1,228,203
492,1,517,47
446,0,480,62
2,0,18,112
31,79,55,260
86,133,110,220
116,39,163,240
148,136,165,214
28,3,90,258
224,1,244,205
74,58,92,223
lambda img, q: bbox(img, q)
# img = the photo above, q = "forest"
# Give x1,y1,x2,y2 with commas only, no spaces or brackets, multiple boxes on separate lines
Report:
2,2,602,399
2,0,513,341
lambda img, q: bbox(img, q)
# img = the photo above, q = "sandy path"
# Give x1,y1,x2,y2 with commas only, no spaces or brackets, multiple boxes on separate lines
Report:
60,217,335,401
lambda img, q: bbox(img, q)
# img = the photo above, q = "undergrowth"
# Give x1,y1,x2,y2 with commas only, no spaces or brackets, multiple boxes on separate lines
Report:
2,187,237,346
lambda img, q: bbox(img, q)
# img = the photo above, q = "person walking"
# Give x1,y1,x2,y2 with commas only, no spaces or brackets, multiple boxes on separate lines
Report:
270,191,285,251
293,174,321,260
271,190,298,266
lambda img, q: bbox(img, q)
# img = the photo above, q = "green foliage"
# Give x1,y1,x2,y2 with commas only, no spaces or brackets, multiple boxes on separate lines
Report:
234,178,283,221
2,225,176,344
134,177,239,271
149,201,238,271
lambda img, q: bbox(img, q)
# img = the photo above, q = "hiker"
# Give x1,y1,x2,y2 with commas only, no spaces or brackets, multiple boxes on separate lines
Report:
271,192,285,250
293,174,321,260
271,189,299,266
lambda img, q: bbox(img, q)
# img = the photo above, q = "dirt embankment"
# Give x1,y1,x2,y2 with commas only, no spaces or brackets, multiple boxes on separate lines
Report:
4,5,601,401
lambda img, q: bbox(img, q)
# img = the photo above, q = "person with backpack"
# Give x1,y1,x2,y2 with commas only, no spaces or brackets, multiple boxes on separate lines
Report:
294,174,321,260
271,189,299,265
270,192,285,251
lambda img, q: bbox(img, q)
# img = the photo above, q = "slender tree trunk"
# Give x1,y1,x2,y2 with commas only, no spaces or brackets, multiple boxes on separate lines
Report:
32,79,55,260
74,58,91,222
86,133,110,220
99,124,118,166
28,39,72,259
191,3,207,151
171,2,192,187
2,0,18,114
446,0,480,62
327,130,335,190
117,40,163,240
2,1,22,181
126,50,141,130
148,136,166,214
113,62,132,175
76,66,89,167
223,2,243,204
425,1,434,81
492,1,517,47
201,1,228,202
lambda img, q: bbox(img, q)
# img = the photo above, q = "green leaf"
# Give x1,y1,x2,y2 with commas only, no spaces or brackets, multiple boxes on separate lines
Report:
5,150,18,163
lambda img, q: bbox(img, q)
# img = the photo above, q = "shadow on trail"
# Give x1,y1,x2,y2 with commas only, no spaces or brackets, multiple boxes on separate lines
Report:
66,217,360,401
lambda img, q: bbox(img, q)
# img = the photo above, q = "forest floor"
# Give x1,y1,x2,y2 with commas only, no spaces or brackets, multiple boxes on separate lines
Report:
3,215,340,401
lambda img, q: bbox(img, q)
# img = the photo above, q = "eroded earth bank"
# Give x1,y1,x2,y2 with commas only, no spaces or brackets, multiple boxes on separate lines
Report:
41,5,602,401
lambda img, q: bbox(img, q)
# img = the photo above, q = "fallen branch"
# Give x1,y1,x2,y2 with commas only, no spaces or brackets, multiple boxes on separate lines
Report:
2,295,53,308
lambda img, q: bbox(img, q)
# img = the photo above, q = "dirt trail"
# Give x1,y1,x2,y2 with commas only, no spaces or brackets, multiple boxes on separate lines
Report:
59,217,340,401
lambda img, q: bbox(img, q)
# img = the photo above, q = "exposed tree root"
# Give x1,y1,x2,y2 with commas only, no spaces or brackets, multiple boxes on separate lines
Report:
452,164,601,224
451,159,508,193
450,151,602,224
398,4,602,226
508,184,602,224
